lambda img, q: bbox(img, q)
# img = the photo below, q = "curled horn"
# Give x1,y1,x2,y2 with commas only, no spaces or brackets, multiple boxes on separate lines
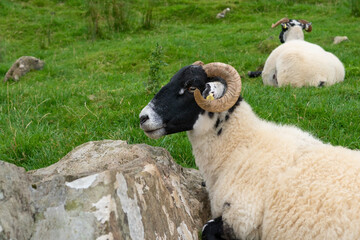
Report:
192,62,241,113
271,17,290,28
298,19,312,32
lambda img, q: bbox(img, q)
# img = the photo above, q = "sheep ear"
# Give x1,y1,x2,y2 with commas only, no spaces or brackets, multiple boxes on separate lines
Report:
202,82,226,100
281,23,287,29
304,23,312,32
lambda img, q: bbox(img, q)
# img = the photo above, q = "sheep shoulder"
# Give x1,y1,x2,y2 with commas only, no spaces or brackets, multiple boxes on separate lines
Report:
191,100,360,239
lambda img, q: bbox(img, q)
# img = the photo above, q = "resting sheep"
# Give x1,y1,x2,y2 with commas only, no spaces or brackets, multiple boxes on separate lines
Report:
216,8,230,19
249,18,345,87
333,36,349,44
4,56,45,82
139,61,360,239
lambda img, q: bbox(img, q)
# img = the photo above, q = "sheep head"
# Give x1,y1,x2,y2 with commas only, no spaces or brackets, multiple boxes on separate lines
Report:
139,62,242,139
272,18,312,43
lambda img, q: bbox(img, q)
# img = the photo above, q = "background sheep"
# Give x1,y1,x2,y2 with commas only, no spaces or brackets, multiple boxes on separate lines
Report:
261,18,345,87
216,8,230,19
333,36,349,44
140,61,360,239
4,56,45,82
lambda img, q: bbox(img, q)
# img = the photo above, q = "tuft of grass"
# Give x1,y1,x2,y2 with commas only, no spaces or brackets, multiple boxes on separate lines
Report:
105,0,129,32
142,5,153,30
350,0,360,16
86,0,131,40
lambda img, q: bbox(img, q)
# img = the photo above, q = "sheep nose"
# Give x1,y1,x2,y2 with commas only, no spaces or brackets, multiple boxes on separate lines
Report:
140,115,149,125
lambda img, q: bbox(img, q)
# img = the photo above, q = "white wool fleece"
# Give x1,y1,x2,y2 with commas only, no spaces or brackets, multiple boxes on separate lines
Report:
188,100,360,239
262,39,345,87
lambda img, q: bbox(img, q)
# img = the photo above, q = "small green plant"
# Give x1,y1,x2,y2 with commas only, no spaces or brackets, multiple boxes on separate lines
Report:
146,43,166,93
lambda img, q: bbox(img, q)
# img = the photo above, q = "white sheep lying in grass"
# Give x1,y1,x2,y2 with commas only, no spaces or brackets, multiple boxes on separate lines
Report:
4,56,45,82
262,18,345,87
140,61,360,239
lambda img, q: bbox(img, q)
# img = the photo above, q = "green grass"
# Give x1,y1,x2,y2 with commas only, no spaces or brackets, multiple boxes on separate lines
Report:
0,0,359,170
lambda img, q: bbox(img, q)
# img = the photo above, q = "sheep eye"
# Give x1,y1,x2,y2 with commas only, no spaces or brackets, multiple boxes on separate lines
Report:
188,86,197,93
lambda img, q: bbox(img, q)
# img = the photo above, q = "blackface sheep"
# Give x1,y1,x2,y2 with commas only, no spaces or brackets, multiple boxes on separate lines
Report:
139,61,360,240
261,18,345,87
4,56,45,82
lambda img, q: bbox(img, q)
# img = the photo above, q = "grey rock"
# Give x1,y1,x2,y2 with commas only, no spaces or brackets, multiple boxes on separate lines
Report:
0,161,34,240
0,140,210,240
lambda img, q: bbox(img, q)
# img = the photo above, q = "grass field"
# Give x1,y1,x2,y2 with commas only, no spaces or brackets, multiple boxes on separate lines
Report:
0,0,359,170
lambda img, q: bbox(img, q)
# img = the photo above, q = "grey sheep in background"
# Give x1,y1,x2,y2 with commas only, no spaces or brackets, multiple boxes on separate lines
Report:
4,56,45,82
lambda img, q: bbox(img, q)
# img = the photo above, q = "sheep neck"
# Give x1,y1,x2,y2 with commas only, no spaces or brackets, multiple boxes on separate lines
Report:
187,100,260,190
285,26,304,42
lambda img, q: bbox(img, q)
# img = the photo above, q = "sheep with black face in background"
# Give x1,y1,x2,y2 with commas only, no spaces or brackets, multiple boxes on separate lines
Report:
4,56,45,82
140,61,360,240
261,18,345,87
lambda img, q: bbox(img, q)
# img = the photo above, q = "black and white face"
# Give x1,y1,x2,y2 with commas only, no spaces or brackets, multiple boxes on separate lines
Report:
139,65,226,139
279,19,311,43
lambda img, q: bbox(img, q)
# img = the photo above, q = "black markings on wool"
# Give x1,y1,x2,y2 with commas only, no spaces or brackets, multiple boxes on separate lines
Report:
215,118,221,129
209,96,243,137
225,114,230,121
318,81,325,87
228,97,241,114
223,202,231,208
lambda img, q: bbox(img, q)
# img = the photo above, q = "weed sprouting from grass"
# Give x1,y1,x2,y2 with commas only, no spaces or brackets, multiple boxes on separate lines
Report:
146,43,166,93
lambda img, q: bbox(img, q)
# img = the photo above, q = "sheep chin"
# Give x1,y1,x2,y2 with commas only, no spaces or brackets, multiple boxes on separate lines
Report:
144,128,166,139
